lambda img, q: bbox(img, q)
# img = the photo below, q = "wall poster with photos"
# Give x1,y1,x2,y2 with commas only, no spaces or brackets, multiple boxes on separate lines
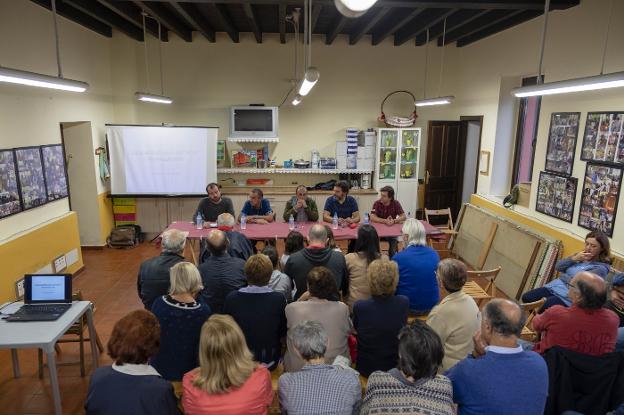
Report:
581,112,624,165
14,147,47,210
578,163,622,237
536,171,577,223
41,144,69,201
545,112,580,176
0,149,22,218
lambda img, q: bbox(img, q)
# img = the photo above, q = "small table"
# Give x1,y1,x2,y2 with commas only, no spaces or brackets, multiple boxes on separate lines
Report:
0,301,99,415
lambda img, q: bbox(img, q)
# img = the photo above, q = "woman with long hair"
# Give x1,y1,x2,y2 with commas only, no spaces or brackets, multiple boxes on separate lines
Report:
345,224,386,309
280,230,305,268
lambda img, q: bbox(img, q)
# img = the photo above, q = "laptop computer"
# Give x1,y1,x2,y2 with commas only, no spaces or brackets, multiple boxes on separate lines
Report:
5,274,73,322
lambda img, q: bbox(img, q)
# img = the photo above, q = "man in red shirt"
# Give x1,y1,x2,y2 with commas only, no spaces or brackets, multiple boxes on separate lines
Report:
370,186,406,257
532,271,619,356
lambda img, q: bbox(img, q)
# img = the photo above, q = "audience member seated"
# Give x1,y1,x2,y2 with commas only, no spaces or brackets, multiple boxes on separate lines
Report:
345,225,386,310
238,188,274,224
523,231,611,311
284,267,352,372
193,182,234,223
182,315,274,415
283,184,319,223
360,321,454,415
284,224,348,301
198,229,246,313
531,271,619,356
427,259,480,372
353,259,408,377
198,213,252,262
280,230,305,268
85,310,180,415
606,273,624,351
279,321,361,415
224,254,287,370
150,262,211,381
138,229,187,310
446,299,548,415
324,225,342,253
262,245,293,301
392,218,440,314
369,185,406,257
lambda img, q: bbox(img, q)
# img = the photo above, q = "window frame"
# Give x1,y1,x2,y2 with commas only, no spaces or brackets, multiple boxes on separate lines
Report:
511,76,543,187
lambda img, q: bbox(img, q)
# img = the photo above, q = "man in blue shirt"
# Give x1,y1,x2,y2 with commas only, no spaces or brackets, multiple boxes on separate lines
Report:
322,180,360,225
238,188,274,224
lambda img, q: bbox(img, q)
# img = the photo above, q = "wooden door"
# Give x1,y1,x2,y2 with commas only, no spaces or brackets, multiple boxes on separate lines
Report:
425,121,465,220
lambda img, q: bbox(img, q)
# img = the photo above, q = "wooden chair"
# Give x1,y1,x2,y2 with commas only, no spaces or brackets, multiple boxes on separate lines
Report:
463,266,502,307
38,291,104,378
425,208,457,258
520,297,546,341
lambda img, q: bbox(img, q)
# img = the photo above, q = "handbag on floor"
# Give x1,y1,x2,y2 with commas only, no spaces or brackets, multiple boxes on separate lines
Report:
107,225,142,248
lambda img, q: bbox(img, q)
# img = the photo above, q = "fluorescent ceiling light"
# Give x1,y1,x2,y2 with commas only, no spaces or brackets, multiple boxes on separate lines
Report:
135,92,173,104
512,71,624,97
292,94,303,106
0,66,88,92
415,96,454,107
298,67,320,96
335,0,378,17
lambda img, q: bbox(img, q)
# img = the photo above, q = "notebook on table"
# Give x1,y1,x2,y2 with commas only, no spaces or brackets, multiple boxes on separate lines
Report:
5,274,73,322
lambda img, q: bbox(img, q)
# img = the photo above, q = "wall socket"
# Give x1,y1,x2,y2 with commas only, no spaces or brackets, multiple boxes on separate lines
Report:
15,278,25,300
53,255,67,273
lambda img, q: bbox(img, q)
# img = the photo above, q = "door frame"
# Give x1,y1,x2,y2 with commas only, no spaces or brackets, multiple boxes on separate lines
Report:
459,115,484,196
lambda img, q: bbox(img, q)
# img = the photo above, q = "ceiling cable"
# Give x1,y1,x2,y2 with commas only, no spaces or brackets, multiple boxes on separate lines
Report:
600,0,614,75
423,28,429,99
536,0,551,85
51,0,63,78
438,18,447,97
142,12,150,92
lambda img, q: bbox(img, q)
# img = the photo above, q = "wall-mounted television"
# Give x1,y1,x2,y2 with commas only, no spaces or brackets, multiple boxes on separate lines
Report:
229,106,278,139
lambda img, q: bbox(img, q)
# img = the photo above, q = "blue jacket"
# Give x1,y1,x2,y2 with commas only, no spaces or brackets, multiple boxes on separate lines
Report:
392,245,440,312
545,257,610,305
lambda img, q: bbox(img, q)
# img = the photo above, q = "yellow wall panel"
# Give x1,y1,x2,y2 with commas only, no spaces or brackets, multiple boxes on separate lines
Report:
98,192,115,244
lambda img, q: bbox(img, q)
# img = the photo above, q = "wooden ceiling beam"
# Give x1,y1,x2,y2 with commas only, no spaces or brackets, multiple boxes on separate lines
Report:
394,8,456,46
95,0,168,40
412,9,487,46
371,8,424,46
326,14,348,45
168,1,215,42
278,4,286,43
243,3,262,43
457,9,542,47
30,0,112,37
442,9,523,45
131,1,192,41
64,0,143,41
209,3,239,42
311,4,322,33
349,7,392,45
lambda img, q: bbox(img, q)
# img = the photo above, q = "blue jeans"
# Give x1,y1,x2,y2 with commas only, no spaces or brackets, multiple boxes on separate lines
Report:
521,287,567,313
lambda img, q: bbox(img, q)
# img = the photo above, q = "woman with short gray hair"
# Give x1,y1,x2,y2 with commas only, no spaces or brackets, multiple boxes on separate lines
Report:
278,321,361,415
150,262,212,381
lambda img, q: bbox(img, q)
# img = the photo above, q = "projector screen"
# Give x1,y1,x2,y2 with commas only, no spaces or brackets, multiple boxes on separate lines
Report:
107,125,218,195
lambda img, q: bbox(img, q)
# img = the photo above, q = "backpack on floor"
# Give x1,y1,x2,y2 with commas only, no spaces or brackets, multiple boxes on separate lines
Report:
107,225,142,248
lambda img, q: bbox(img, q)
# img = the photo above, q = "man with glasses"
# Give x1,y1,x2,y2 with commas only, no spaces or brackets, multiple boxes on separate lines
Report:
605,273,624,351
531,271,619,356
283,185,319,223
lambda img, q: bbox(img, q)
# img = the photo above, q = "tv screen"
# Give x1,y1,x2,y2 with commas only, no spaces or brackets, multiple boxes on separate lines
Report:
234,109,274,132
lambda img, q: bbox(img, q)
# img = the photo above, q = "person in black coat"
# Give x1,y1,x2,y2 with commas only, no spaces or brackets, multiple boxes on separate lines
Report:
199,213,253,263
198,229,246,313
137,229,187,310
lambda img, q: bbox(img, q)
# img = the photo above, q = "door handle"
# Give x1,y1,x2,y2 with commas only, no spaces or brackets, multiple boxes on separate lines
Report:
425,170,430,184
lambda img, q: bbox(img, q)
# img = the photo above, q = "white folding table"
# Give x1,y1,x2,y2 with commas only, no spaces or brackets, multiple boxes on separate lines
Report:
0,301,99,415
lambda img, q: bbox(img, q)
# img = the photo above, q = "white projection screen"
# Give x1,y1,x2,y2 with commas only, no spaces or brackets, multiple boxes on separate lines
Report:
107,125,218,195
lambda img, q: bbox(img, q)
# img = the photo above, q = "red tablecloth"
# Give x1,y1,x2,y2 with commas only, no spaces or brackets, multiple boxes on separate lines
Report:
165,220,441,241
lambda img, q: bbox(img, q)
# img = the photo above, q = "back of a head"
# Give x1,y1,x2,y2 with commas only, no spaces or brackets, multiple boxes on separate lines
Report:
194,315,255,394
308,224,328,245
161,229,187,254
288,320,328,361
244,254,273,286
397,321,444,380
307,266,338,300
576,273,607,310
285,231,305,255
262,246,279,269
217,213,236,228
169,262,203,296
402,218,427,247
354,224,381,263
323,225,337,249
438,259,467,293
207,229,228,256
483,299,525,338
108,310,160,365
367,258,399,296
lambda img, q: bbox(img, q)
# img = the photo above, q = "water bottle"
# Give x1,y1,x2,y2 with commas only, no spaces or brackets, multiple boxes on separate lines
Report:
332,212,339,230
289,214,295,230
240,213,247,230
363,212,370,225
195,212,203,230
407,211,412,219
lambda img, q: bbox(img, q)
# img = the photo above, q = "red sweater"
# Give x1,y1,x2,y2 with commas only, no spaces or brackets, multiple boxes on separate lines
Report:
532,304,619,355
182,366,274,415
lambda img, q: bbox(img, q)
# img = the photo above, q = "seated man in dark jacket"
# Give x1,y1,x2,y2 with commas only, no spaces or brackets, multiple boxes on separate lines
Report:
284,224,348,301
137,229,187,310
198,229,246,313
199,213,253,263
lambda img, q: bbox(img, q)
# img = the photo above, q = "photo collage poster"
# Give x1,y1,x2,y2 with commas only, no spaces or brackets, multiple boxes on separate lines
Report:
581,112,624,165
545,112,580,176
14,147,48,210
41,145,69,201
536,172,578,223
0,150,22,218
578,163,622,237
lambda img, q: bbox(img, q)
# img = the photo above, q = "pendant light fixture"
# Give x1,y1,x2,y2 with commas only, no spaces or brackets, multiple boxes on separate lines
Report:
135,12,172,104
297,0,319,97
415,23,454,107
512,0,623,97
0,0,88,92
335,0,378,18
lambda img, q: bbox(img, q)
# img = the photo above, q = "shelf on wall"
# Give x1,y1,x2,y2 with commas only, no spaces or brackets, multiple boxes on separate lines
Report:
217,168,374,174
227,137,279,143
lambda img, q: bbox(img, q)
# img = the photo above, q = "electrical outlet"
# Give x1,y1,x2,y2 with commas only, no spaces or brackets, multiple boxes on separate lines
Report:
15,278,25,300
53,255,67,273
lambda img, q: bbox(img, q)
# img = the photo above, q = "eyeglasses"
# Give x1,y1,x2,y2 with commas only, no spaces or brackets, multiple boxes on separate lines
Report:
566,281,578,290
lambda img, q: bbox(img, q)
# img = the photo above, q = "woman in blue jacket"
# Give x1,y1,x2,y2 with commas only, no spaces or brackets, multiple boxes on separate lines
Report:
522,230,611,312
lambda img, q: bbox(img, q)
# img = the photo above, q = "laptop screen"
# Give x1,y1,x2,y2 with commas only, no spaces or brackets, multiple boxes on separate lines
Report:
25,274,72,304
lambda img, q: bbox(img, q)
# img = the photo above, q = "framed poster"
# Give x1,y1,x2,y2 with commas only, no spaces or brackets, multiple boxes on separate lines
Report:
578,163,622,237
535,171,577,223
545,112,580,176
581,112,624,165
41,144,69,201
0,149,23,218
14,147,48,210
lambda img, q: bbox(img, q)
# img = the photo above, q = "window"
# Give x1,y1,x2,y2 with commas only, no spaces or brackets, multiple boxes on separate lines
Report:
512,76,542,186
